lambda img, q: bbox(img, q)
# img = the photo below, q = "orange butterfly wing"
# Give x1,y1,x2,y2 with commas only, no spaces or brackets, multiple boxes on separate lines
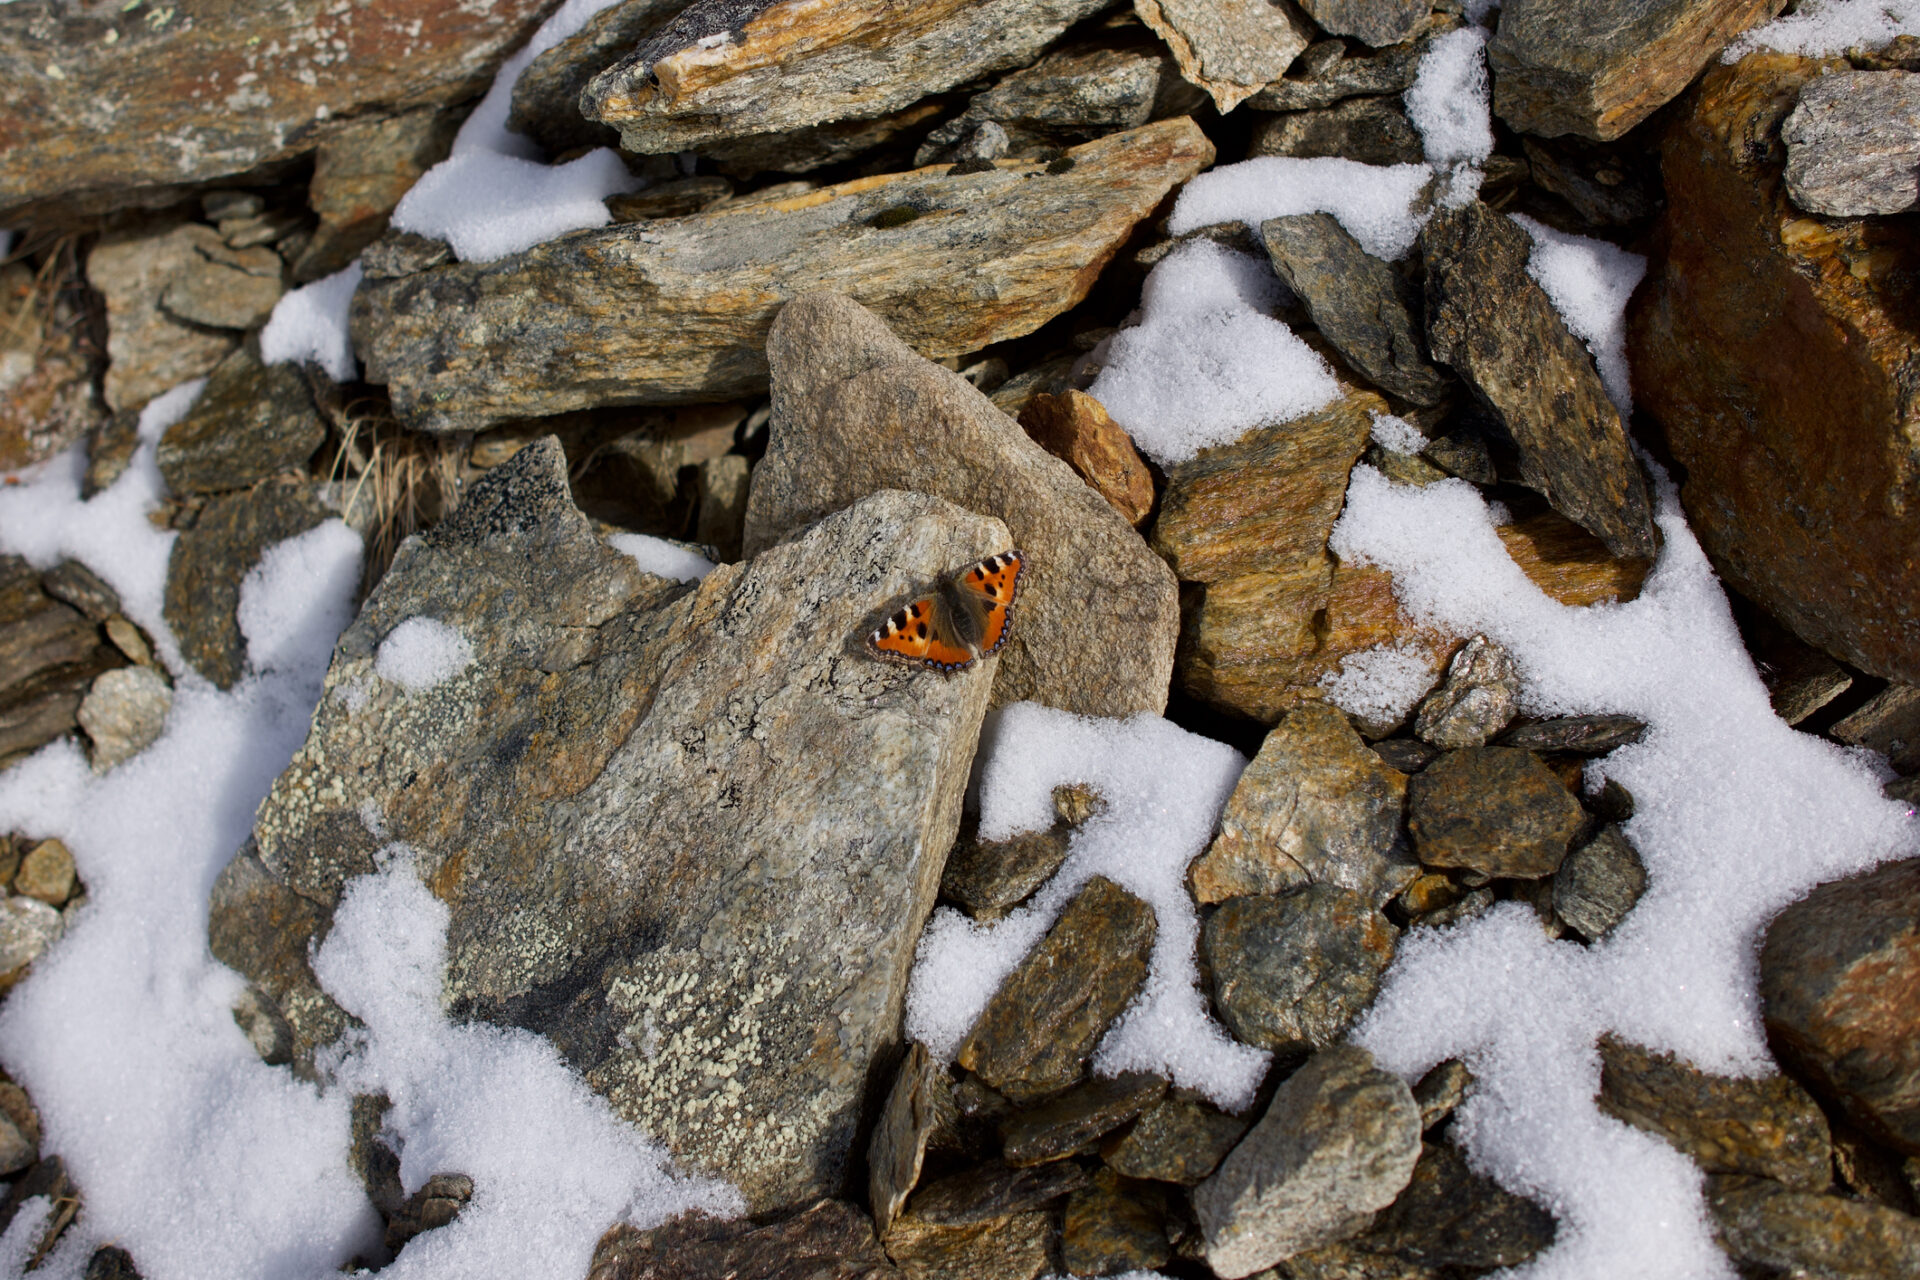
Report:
870,596,941,660
958,550,1025,656
868,549,1025,671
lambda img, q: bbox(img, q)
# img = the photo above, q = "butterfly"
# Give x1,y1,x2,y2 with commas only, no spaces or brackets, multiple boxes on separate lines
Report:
866,549,1026,672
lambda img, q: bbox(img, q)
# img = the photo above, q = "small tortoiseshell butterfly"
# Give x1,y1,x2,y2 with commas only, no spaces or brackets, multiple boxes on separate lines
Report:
867,549,1026,672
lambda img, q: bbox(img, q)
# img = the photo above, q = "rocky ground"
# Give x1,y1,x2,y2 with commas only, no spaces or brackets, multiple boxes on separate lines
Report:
0,0,1919,1278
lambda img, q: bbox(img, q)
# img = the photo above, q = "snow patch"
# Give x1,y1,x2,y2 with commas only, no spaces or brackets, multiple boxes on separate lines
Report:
374,617,477,692
259,262,362,382
1406,25,1494,207
607,533,717,583
1168,157,1435,261
1729,0,1920,58
1509,214,1646,417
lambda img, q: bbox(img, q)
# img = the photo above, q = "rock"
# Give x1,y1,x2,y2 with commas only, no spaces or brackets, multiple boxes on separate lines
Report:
1781,69,1920,217
294,107,463,281
1062,1168,1170,1275
1760,857,1920,1154
12,839,74,908
580,0,1113,153
1412,636,1521,749
1406,748,1587,880
0,0,556,222
82,1246,139,1280
75,660,171,771
693,454,751,563
1249,98,1426,167
40,562,119,625
870,1043,947,1236
0,1113,33,1179
86,225,238,414
1521,136,1662,228
915,41,1192,167
1830,683,1920,773
1411,1060,1472,1130
1102,1092,1249,1185
1259,216,1447,407
1421,201,1656,561
1706,1175,1920,1278
163,482,332,690
0,895,61,985
0,693,85,770
0,259,101,473
1740,606,1853,726
0,557,123,766
703,105,951,180
1133,0,1315,113
1193,1044,1422,1278
383,1172,472,1254
1002,1073,1169,1167
1597,1035,1832,1190
941,823,1073,922
882,1208,1051,1280
1370,738,1438,775
1246,31,1430,112
1357,1140,1556,1270
1551,826,1647,939
230,983,295,1067
1487,0,1787,141
744,293,1181,719
589,1199,902,1280
1189,701,1414,907
352,120,1213,432
1629,53,1920,685
1202,885,1399,1055
1497,714,1647,753
1297,0,1425,46
509,0,687,155
1016,391,1156,528
155,344,326,496
957,877,1157,1103
1830,1115,1920,1213
360,231,453,280
1276,1241,1442,1279
156,239,284,331
607,177,737,223
212,455,1007,1214
905,1161,1089,1226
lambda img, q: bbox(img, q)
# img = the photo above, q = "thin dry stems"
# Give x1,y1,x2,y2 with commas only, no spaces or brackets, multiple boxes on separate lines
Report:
327,399,467,591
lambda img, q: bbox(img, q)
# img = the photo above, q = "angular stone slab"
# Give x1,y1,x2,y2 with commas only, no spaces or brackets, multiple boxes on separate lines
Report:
0,0,557,221
1135,0,1315,113
1488,0,1787,142
1203,885,1399,1055
745,293,1180,719
1422,201,1656,560
1707,1175,1920,1278
589,1199,902,1280
1298,0,1426,48
1406,747,1587,880
86,224,238,416
1359,1140,1555,1270
509,0,687,156
580,0,1113,153
211,444,1007,1213
1783,70,1920,217
351,119,1213,433
156,343,325,496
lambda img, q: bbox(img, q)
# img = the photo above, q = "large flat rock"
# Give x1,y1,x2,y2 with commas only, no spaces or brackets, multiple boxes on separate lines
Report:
0,0,558,221
1629,53,1920,684
351,119,1213,433
744,293,1179,720
210,441,1005,1213
581,0,1113,153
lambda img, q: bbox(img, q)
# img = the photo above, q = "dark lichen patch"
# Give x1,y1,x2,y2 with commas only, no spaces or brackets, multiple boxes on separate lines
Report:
1047,156,1077,175
948,157,997,176
869,203,928,229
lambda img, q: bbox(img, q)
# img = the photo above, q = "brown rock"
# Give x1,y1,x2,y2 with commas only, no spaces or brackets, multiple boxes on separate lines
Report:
705,105,951,181
1629,53,1920,684
509,0,687,156
1357,1140,1556,1270
869,1043,947,1237
957,876,1157,1103
0,259,100,472
1488,0,1788,141
882,1208,1051,1280
1706,1174,1920,1278
156,343,326,496
1297,0,1426,48
352,120,1214,433
1001,1072,1169,1167
294,107,463,281
1101,1092,1249,1185
606,177,736,223
1760,857,1920,1154
1134,0,1316,112
940,823,1072,922
86,225,238,414
1406,747,1587,880
589,1199,902,1280
904,1161,1088,1227
1203,885,1399,1055
1190,701,1413,906
1250,98,1426,167
1017,391,1156,527
13,839,74,907
1062,1168,1170,1275
0,0,557,222
1829,683,1920,773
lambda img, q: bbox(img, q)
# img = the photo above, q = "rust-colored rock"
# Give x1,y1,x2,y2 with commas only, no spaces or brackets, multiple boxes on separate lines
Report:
352,120,1214,433
1018,391,1156,527
294,107,462,282
0,0,558,221
1630,53,1920,685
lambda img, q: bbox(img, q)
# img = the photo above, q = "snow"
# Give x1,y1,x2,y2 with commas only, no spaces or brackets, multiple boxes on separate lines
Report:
905,704,1271,1111
1167,157,1435,261
374,617,476,691
1406,26,1494,207
607,533,717,583
1729,0,1920,58
1320,641,1440,727
1331,463,1917,1280
1509,214,1646,417
1369,411,1426,456
0,381,732,1279
259,262,361,383
1086,240,1341,466
390,0,641,262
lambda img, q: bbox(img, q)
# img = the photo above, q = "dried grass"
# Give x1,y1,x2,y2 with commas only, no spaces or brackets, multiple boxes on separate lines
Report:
325,399,468,592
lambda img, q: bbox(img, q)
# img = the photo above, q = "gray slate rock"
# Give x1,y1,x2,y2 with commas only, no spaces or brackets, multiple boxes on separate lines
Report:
351,120,1211,433
1421,201,1657,560
157,239,284,331
1830,682,1920,773
212,444,1008,1214
1707,1174,1920,1279
581,0,1112,153
1413,635,1521,749
86,224,237,414
508,0,687,156
1411,1059,1473,1130
957,877,1157,1104
1001,1072,1169,1167
1260,215,1447,407
39,561,119,624
1203,885,1399,1056
1194,1044,1423,1278
1062,1167,1170,1275
1782,70,1920,217
163,481,332,690
1552,825,1647,939
589,1198,901,1280
1102,1092,1249,1185
870,1042,949,1237
1246,30,1433,112
1297,0,1427,48
1406,747,1587,880
1597,1035,1832,1191
1250,98,1426,167
156,343,325,496
1498,714,1647,753
1358,1140,1555,1270
744,293,1180,720
940,823,1072,922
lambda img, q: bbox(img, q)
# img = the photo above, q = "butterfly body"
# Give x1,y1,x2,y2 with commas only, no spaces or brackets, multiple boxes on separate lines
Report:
867,549,1026,672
